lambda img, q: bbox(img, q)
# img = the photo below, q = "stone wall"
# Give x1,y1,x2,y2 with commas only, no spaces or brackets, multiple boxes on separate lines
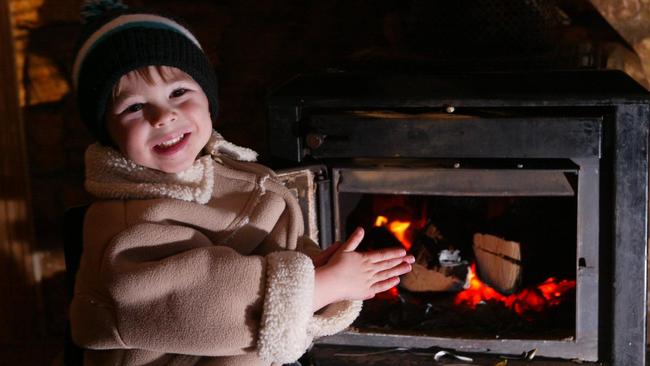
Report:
592,0,650,81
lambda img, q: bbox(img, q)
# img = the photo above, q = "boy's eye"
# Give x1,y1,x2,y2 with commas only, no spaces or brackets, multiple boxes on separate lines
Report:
125,103,144,113
170,88,188,98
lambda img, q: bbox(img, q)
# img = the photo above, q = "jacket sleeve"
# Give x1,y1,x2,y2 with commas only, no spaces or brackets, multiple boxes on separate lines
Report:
77,221,316,363
252,190,363,363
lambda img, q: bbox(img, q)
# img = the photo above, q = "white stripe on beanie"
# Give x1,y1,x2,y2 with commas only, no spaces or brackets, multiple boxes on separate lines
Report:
72,13,203,89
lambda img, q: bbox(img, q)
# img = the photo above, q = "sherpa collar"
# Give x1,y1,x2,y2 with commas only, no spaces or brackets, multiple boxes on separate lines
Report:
85,131,258,204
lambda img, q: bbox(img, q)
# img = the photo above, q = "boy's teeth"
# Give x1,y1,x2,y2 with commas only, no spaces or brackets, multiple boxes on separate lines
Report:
158,134,184,147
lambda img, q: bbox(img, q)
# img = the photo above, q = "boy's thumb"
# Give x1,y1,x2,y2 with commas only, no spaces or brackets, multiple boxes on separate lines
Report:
342,227,364,252
314,242,341,267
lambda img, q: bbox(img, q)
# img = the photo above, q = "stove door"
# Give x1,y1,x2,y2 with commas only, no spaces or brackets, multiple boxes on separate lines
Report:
275,165,332,248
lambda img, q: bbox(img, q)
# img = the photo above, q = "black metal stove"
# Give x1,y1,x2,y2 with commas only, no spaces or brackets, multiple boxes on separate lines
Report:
267,70,649,365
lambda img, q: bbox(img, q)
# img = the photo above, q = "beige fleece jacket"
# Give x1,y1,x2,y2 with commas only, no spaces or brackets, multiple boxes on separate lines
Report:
70,132,362,366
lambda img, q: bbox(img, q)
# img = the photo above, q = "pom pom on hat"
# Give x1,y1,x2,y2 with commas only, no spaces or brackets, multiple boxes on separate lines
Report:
80,0,128,24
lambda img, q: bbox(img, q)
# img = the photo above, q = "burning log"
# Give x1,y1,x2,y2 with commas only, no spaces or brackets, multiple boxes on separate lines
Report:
400,260,469,292
472,233,522,294
400,222,470,292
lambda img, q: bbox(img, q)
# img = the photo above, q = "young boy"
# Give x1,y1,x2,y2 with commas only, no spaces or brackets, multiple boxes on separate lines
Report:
70,1,414,365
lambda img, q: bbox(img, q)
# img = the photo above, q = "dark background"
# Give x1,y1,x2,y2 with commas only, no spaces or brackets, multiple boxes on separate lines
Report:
4,0,650,363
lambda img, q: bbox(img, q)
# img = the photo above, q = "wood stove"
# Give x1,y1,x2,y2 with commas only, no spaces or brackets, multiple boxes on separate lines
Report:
267,70,649,365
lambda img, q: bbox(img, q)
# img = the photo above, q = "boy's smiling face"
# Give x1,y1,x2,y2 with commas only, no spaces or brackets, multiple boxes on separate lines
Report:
107,66,213,173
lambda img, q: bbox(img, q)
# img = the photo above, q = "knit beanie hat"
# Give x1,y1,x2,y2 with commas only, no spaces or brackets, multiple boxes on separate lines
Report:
72,0,218,145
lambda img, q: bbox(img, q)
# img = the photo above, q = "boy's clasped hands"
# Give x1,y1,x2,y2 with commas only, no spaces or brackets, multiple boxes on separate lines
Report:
312,227,415,312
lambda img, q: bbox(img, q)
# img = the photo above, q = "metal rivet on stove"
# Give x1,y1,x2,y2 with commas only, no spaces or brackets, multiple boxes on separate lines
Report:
517,163,524,168
306,133,326,149
445,105,455,113
453,162,460,168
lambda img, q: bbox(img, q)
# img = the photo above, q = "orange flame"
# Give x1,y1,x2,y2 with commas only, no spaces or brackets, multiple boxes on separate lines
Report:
454,264,576,317
374,215,412,250
388,221,412,250
374,216,389,227
373,215,413,299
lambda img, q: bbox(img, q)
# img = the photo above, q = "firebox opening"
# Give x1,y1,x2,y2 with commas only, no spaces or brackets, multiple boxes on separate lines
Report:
336,175,578,340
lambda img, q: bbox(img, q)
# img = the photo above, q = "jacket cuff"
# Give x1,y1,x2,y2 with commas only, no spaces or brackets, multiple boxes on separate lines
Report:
309,300,363,339
257,251,315,364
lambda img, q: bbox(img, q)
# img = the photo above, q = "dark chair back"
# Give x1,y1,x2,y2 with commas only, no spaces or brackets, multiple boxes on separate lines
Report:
63,205,89,366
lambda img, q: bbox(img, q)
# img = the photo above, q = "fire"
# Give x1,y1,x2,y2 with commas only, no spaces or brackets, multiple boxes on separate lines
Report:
372,215,575,318
454,264,576,317
374,215,412,250
373,215,414,299
375,285,400,300
374,216,388,227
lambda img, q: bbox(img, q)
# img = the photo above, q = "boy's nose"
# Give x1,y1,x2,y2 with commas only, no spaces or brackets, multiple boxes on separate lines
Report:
149,106,177,127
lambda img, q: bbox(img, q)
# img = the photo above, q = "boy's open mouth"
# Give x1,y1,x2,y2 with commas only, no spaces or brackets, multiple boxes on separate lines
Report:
153,132,190,154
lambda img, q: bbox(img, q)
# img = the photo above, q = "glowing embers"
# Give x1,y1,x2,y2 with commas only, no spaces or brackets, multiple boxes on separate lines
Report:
454,263,576,319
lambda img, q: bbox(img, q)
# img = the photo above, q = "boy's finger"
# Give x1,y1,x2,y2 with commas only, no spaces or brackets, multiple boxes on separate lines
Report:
342,227,365,252
323,242,341,257
372,256,411,272
313,244,334,267
316,242,341,266
371,276,401,294
367,247,407,263
375,262,412,281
